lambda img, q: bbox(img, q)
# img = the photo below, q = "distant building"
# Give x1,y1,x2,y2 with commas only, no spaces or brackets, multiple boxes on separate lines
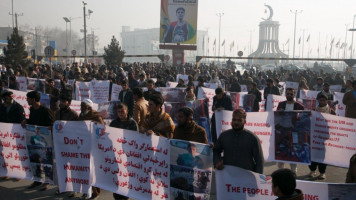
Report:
120,27,207,63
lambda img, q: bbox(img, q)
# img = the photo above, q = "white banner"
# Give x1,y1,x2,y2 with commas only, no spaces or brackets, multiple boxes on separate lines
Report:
197,87,215,118
311,111,356,168
334,92,346,117
216,165,356,200
215,110,275,161
91,124,170,199
330,85,342,93
110,83,122,101
299,89,320,100
176,74,189,84
15,76,27,91
0,123,32,179
90,80,110,103
166,81,178,88
75,81,91,101
266,94,286,111
9,89,30,118
53,121,92,197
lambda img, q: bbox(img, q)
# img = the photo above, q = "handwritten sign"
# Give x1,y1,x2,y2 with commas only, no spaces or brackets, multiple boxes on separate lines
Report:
111,84,123,101
90,80,110,103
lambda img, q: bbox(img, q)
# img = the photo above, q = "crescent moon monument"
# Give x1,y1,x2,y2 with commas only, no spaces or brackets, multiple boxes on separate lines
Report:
248,4,287,65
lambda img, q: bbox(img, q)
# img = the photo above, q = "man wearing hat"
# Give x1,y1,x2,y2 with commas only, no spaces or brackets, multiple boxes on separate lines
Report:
78,98,104,125
77,98,103,199
173,107,208,144
0,90,25,123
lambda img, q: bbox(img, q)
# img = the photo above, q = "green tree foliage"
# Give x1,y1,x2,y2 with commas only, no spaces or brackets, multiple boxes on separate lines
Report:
103,36,125,66
3,28,31,68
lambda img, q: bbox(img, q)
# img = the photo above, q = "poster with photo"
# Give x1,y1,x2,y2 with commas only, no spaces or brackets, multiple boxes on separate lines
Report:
26,125,54,184
170,139,212,199
274,111,311,165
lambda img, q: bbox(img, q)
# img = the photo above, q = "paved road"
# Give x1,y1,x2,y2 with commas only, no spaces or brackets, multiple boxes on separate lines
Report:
0,162,348,200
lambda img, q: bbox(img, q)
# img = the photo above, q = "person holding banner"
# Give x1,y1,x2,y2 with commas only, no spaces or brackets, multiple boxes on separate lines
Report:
342,80,356,119
173,107,208,144
119,80,134,117
308,93,335,179
276,88,304,174
78,98,104,199
140,93,175,138
211,88,233,143
271,169,304,200
109,102,138,200
21,91,54,191
133,88,148,128
213,109,264,173
0,90,25,123
144,79,161,101
248,82,262,112
56,94,78,121
317,82,333,101
264,78,280,110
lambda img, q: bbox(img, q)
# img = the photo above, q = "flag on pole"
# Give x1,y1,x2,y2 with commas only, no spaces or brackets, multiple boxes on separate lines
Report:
349,45,352,50
222,40,225,46
230,41,234,51
317,47,319,53
298,37,301,44
285,39,290,45
306,34,310,42
213,38,216,46
336,39,340,47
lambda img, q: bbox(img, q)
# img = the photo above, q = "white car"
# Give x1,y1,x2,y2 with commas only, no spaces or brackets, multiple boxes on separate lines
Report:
260,64,276,71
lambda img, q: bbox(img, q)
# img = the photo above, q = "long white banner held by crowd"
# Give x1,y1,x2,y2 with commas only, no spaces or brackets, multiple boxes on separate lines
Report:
215,110,275,161
91,123,170,200
311,111,356,168
0,123,32,179
216,165,356,200
53,121,93,197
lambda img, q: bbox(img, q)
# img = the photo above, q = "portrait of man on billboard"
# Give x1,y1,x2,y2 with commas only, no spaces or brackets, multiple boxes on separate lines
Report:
162,7,195,43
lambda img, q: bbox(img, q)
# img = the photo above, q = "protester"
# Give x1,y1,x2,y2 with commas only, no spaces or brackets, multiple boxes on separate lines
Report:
140,93,175,138
173,107,208,144
118,79,134,117
45,78,60,113
132,87,148,128
21,91,54,191
211,87,233,143
264,78,280,109
308,93,335,180
185,86,196,102
56,94,78,121
271,169,304,200
341,80,353,93
276,88,304,174
213,109,264,173
342,80,356,119
176,78,187,88
144,79,160,101
346,153,356,183
313,77,324,91
78,98,103,199
0,90,25,123
248,82,262,112
229,77,241,92
317,82,333,101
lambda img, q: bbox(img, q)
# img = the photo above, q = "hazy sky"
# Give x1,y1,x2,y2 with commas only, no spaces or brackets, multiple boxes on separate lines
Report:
1,0,356,57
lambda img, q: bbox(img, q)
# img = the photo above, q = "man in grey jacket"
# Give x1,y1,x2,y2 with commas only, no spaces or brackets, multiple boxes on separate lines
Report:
213,109,264,173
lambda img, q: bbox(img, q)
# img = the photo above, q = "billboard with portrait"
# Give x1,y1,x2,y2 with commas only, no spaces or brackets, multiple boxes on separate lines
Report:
160,0,198,44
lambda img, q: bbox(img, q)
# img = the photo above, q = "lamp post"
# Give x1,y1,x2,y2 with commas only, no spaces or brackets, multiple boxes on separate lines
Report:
216,13,224,62
63,17,70,56
351,15,356,58
290,10,303,60
83,1,87,60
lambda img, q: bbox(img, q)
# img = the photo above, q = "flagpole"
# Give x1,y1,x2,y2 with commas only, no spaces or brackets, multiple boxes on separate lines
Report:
318,32,320,58
290,10,303,60
216,13,224,63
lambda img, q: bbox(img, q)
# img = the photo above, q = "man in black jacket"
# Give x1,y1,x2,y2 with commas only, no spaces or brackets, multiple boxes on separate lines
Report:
264,78,281,110
0,90,25,123
118,80,134,117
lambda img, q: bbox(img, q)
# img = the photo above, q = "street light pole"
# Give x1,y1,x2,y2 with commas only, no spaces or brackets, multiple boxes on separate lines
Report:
290,10,303,60
351,15,356,58
63,17,70,57
216,13,224,62
83,1,87,61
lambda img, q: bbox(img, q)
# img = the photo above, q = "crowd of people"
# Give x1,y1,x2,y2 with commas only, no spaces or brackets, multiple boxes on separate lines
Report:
1,60,356,200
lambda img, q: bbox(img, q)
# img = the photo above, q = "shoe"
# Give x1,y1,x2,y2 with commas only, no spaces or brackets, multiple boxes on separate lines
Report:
27,181,42,189
69,192,81,198
318,173,326,179
39,183,49,191
89,194,99,200
308,171,316,177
